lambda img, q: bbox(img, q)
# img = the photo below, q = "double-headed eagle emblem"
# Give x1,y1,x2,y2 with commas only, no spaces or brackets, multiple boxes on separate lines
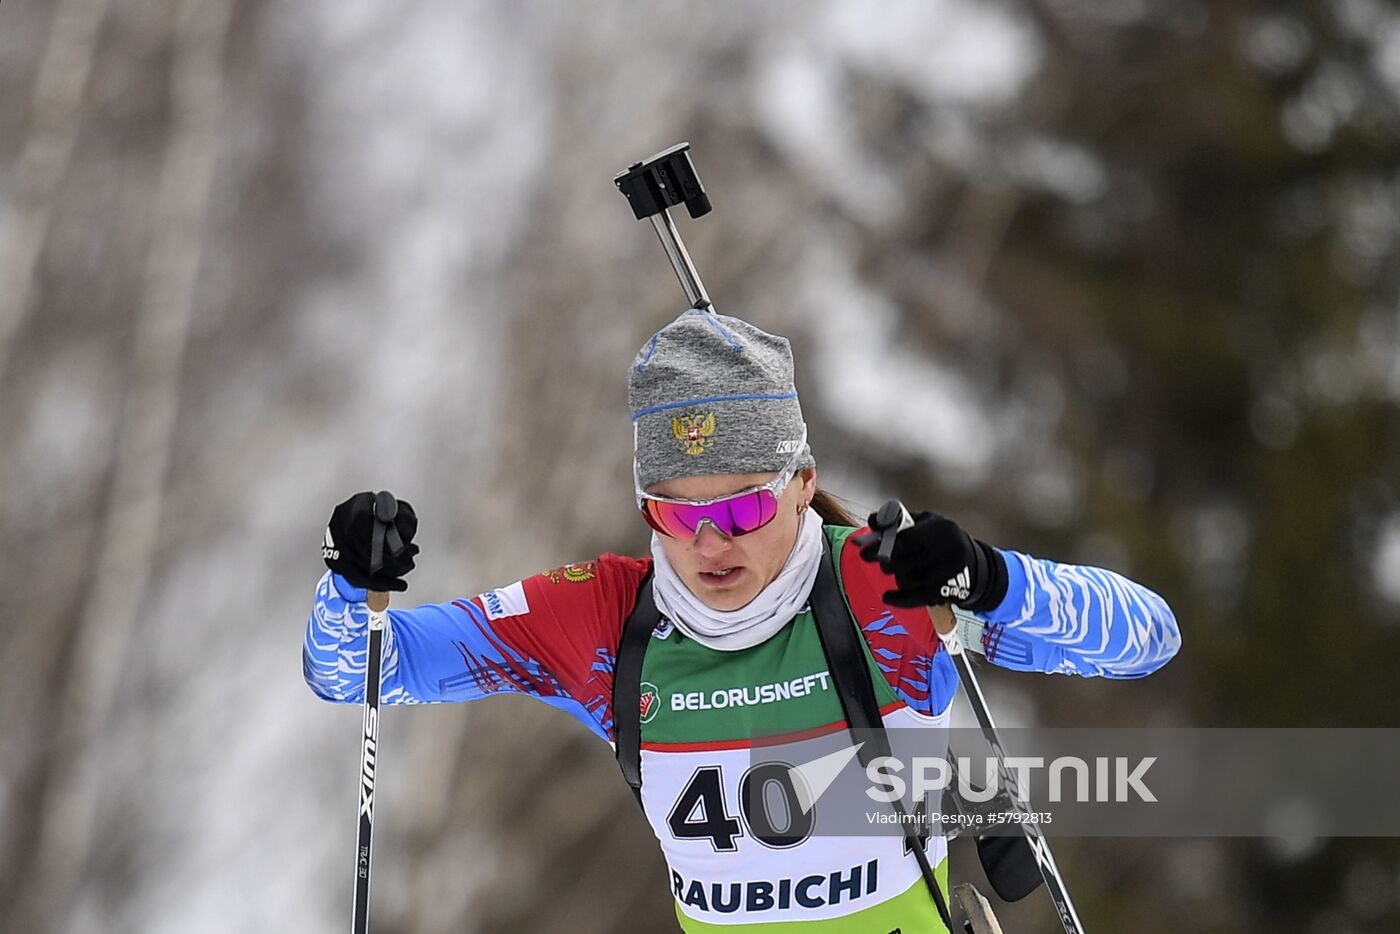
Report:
544,561,598,584
672,412,716,456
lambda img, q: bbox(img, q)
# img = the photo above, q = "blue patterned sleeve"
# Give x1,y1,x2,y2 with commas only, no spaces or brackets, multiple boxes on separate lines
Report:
971,550,1181,678
302,556,647,741
302,570,482,707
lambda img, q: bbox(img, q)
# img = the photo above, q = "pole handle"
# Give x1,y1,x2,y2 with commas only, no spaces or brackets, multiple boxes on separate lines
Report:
875,500,957,639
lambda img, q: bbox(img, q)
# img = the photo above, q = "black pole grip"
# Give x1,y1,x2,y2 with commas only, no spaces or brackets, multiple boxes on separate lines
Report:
369,491,400,575
873,499,910,567
372,490,398,523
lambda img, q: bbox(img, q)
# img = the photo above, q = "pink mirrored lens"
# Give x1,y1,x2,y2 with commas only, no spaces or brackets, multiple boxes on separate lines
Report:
643,490,780,539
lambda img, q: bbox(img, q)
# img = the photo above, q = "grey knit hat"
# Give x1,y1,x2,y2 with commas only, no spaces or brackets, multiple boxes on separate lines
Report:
629,308,815,492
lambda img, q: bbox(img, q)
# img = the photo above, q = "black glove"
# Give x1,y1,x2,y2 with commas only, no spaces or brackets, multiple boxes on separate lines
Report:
322,491,420,592
852,504,1008,612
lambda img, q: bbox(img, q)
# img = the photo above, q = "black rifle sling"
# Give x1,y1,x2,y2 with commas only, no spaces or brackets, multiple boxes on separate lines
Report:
614,569,656,807
808,536,954,932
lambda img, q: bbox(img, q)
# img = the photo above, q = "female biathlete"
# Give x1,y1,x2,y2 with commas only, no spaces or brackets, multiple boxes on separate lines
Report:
305,307,1181,932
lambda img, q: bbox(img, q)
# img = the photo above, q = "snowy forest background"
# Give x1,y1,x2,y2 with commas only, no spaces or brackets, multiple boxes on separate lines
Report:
2,0,1399,931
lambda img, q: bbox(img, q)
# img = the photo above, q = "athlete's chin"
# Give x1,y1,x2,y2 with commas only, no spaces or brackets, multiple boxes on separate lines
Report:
689,573,761,612
703,592,760,612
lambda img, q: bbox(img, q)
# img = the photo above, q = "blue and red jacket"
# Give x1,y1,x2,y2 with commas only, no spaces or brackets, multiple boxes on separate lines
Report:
303,529,1181,740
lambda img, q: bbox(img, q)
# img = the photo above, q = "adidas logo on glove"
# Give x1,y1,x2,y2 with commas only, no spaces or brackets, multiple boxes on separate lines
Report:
941,566,972,601
322,527,340,562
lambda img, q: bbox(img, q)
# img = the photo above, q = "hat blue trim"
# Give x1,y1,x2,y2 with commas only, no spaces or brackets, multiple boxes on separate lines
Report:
695,310,743,351
633,331,663,372
630,391,798,421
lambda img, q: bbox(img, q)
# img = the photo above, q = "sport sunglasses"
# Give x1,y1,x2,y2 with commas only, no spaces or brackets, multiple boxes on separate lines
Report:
636,428,807,540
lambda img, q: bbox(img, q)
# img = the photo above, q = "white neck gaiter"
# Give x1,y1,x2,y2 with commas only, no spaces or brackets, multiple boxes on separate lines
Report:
649,509,825,652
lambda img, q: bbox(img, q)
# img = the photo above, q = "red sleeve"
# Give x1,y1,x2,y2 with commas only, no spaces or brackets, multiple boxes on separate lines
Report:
837,529,946,715
380,552,650,738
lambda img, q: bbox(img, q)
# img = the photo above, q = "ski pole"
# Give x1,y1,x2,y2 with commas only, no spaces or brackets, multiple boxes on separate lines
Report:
878,500,1089,934
352,491,402,934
